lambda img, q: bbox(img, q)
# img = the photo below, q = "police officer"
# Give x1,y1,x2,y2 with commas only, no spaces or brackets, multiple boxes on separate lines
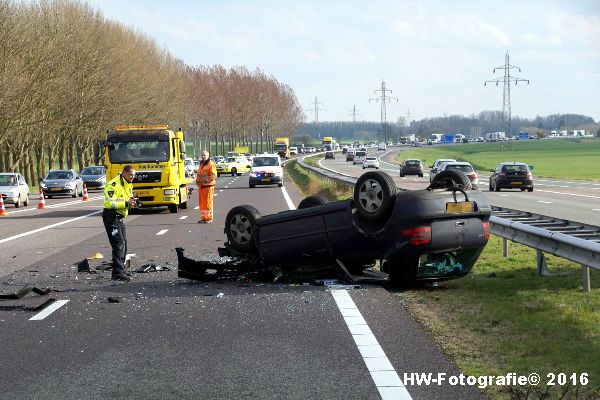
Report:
103,165,138,281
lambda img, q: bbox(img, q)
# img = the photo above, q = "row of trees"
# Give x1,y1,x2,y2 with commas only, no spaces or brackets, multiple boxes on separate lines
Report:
0,0,303,186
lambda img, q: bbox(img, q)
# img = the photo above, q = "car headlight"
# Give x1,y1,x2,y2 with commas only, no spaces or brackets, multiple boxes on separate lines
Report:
164,189,175,195
64,182,75,189
97,176,106,182
275,170,283,176
40,182,47,188
249,172,257,178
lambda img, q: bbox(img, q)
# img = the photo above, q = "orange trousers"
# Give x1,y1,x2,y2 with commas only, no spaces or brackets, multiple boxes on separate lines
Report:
199,185,214,221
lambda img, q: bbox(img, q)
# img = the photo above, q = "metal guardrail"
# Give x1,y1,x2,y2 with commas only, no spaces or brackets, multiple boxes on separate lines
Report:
295,154,600,292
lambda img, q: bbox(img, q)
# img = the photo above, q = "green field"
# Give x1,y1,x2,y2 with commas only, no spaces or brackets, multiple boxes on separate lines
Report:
286,158,600,398
395,138,600,181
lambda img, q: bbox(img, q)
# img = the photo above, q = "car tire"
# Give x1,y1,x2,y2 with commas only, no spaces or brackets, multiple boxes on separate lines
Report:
72,191,77,198
400,172,404,177
418,174,423,177
24,194,29,206
520,188,526,191
297,195,328,209
528,187,533,192
495,184,500,192
15,195,20,208
354,171,397,221
432,170,472,190
278,183,283,187
489,182,493,191
225,205,261,254
231,168,237,177
249,183,256,188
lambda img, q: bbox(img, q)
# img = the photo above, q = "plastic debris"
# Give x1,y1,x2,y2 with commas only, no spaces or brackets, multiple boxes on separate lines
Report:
216,293,224,298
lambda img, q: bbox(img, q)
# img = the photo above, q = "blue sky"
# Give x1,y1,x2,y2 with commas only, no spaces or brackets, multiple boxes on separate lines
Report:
89,0,600,123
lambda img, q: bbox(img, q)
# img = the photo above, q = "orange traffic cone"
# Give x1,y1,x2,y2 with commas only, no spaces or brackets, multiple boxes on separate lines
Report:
82,184,89,201
37,187,46,209
0,196,7,216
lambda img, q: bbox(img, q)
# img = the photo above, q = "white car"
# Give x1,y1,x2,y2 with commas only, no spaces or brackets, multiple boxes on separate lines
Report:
362,157,380,169
289,147,298,156
439,162,479,186
249,154,283,188
184,157,195,177
353,150,367,165
0,172,29,208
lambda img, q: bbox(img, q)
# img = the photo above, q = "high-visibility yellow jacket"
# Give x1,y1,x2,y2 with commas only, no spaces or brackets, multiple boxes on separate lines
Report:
103,174,133,217
196,160,217,187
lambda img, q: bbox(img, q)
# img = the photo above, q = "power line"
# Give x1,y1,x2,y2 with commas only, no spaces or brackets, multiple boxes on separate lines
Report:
307,96,324,138
484,51,529,137
369,79,398,142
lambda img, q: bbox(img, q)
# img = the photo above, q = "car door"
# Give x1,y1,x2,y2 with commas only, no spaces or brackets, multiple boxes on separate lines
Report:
490,164,500,188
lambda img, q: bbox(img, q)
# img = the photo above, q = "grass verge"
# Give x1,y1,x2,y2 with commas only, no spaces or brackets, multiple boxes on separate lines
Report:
288,161,600,399
285,160,352,201
395,138,600,181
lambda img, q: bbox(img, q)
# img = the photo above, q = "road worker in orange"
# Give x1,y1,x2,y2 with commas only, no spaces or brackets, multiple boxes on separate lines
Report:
196,150,217,223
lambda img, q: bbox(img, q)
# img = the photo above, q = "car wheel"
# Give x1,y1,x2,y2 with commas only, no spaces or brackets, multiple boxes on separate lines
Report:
24,194,29,206
400,172,404,177
278,183,283,187
489,182,493,191
15,195,20,208
297,195,328,209
362,166,365,169
520,188,526,191
495,183,500,192
528,187,533,192
217,173,221,177
418,174,423,177
225,205,261,254
72,191,77,198
249,184,255,188
354,171,397,221
231,168,237,177
431,170,472,190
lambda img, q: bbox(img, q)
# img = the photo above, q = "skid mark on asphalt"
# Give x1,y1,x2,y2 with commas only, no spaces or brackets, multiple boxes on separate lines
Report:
331,290,412,400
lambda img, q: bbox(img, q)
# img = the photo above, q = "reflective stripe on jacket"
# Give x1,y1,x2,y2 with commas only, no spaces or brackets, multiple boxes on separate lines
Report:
103,174,133,217
196,160,217,187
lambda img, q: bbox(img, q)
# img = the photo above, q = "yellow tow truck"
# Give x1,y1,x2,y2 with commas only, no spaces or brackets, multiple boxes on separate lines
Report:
103,125,193,213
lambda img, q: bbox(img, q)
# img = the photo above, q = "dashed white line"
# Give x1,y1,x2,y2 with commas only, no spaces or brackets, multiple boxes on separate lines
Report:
331,290,412,400
155,229,168,235
0,211,102,245
537,200,552,204
194,206,199,210
29,300,69,321
179,216,188,220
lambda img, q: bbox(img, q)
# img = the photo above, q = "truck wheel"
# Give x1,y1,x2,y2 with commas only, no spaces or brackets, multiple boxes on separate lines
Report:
298,195,328,209
225,205,261,254
432,170,472,190
169,204,178,214
354,171,396,221
231,168,237,177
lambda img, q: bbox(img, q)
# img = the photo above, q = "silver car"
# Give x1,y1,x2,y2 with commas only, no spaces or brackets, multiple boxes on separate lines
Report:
0,173,29,208
40,169,84,198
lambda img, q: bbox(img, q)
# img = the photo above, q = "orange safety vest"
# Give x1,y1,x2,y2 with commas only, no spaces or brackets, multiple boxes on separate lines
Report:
196,160,217,187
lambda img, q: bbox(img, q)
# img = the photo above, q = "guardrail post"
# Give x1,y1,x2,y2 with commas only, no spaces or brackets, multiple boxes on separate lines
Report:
502,238,508,257
582,266,591,292
536,250,548,275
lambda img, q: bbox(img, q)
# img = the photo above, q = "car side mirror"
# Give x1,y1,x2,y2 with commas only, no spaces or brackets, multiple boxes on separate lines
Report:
179,141,186,155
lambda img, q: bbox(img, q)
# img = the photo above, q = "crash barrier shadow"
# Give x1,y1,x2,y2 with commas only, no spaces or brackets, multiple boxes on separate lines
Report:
297,154,600,292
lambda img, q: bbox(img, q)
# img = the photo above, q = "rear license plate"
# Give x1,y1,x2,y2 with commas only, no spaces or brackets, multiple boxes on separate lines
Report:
511,181,522,184
51,188,61,191
134,191,149,196
446,201,474,213
261,178,271,182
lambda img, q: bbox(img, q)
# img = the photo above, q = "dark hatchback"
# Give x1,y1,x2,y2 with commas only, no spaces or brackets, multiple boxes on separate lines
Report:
489,162,534,192
400,159,424,177
216,170,491,287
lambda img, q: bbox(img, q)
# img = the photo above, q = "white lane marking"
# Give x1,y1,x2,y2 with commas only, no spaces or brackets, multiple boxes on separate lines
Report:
499,194,509,197
537,201,552,204
593,209,600,212
0,211,102,245
29,300,69,321
8,196,103,214
280,186,296,210
156,229,168,236
536,189,600,200
331,290,412,399
219,190,224,192
179,216,188,220
194,206,199,210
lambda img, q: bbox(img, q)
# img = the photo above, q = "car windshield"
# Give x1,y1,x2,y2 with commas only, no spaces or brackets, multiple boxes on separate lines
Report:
502,165,528,173
0,175,17,185
405,160,420,165
225,157,236,163
356,151,366,156
81,167,105,175
46,171,73,180
445,164,473,172
109,140,170,163
273,143,287,151
253,157,279,167
366,157,376,161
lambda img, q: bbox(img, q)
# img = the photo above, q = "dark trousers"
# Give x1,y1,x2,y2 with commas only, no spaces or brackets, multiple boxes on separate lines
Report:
102,209,127,275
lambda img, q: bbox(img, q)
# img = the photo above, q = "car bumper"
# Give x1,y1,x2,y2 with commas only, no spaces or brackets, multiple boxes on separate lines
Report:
249,176,282,186
83,181,105,189
401,169,423,175
495,178,533,189
0,194,19,204
42,188,77,195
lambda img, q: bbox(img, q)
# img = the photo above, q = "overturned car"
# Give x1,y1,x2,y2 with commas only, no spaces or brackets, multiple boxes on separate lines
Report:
181,170,492,287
